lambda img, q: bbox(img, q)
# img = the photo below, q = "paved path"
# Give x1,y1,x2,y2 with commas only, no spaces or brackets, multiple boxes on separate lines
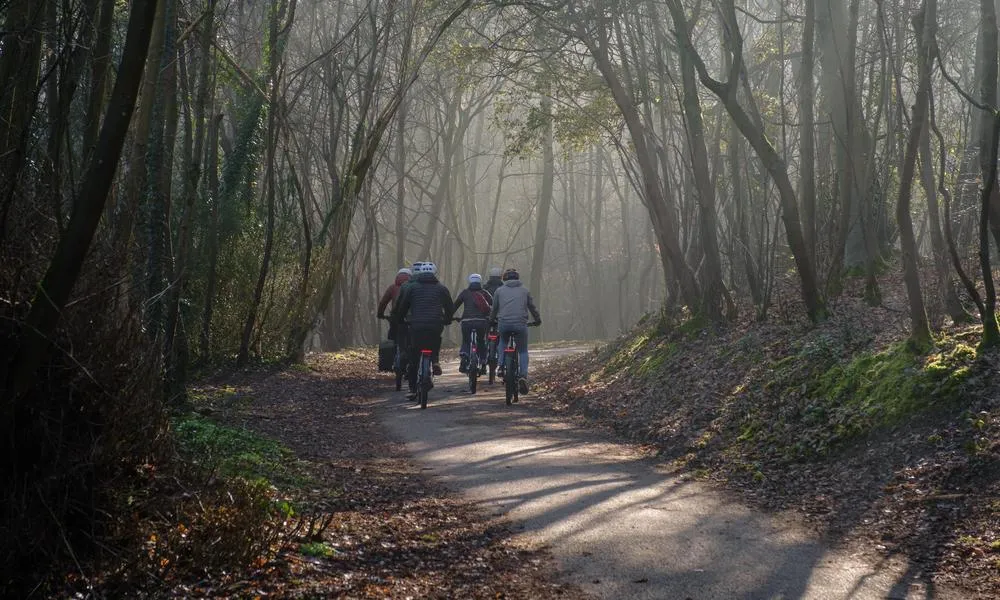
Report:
373,347,957,600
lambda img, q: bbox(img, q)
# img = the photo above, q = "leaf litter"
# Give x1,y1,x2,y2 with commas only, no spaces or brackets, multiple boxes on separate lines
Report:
174,349,591,599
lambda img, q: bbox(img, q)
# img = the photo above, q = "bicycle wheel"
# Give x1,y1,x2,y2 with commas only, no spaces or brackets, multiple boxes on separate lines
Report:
420,362,430,409
503,353,516,405
394,350,404,391
486,336,498,384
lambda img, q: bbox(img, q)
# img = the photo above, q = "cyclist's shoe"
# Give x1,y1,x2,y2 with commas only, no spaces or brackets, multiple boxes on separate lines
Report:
458,355,469,374
432,362,442,376
518,377,529,395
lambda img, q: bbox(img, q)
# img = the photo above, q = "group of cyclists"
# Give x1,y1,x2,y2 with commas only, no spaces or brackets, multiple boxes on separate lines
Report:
377,262,542,402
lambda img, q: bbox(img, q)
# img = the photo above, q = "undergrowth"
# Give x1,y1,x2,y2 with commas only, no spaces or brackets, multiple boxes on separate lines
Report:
589,316,982,462
757,330,978,460
173,413,310,488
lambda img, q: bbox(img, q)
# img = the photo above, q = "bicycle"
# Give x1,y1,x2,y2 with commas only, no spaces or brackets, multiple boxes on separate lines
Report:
406,318,452,409
379,316,408,391
413,346,434,409
467,326,482,394
499,322,539,406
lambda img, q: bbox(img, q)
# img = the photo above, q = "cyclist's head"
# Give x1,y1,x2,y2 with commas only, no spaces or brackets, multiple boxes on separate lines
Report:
489,266,502,278
502,268,519,281
397,267,412,276
468,273,482,284
415,262,437,276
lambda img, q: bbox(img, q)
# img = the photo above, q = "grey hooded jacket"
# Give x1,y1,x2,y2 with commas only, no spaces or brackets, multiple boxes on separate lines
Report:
489,280,540,327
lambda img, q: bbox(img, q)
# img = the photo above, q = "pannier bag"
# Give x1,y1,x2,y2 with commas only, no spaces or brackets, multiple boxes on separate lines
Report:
378,340,395,372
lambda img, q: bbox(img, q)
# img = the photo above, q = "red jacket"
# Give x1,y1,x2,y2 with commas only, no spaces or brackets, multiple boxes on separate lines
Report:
377,272,410,317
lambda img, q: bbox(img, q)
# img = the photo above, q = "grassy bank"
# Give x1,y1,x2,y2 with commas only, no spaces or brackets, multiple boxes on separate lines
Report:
535,301,1000,596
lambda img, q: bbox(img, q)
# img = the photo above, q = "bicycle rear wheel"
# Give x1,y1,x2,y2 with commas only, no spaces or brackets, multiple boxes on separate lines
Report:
503,353,516,405
418,355,430,409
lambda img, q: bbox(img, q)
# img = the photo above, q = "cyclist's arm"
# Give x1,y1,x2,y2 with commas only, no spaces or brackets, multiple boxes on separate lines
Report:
376,285,393,318
527,293,541,323
391,287,410,325
441,287,456,321
451,291,464,316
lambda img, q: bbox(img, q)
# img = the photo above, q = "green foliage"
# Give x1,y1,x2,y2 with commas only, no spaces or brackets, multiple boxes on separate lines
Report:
299,541,338,558
596,325,677,381
760,336,976,459
173,414,309,487
218,91,266,238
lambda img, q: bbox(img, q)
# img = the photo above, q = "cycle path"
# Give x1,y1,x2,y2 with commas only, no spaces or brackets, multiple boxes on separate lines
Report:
372,346,959,600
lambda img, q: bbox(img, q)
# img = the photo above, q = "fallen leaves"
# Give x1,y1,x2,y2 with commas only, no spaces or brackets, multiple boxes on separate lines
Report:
166,349,590,599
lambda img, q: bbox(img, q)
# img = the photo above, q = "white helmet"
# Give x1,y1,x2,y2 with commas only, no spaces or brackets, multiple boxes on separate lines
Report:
398,267,412,276
489,266,502,277
468,273,482,284
415,262,437,275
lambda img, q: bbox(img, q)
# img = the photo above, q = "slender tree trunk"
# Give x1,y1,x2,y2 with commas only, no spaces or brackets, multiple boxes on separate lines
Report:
7,0,160,400
199,113,223,360
670,8,726,320
920,101,970,324
670,0,825,322
0,1,45,231
238,0,290,367
800,0,817,264
895,1,935,350
575,17,701,310
394,95,409,267
976,0,1000,349
529,95,554,332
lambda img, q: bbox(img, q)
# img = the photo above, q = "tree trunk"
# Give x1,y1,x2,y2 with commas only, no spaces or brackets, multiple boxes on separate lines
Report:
800,0,817,264
895,1,935,350
670,0,825,322
920,105,970,324
529,94,554,331
976,0,1000,349
238,0,290,367
0,0,45,230
8,0,161,400
670,7,727,321
575,17,701,311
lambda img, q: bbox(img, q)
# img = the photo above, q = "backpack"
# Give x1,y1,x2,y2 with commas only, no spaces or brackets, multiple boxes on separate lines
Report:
472,290,491,314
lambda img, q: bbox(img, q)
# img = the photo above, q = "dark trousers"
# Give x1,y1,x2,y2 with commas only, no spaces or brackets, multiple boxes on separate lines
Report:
408,325,443,390
394,323,409,364
460,320,489,362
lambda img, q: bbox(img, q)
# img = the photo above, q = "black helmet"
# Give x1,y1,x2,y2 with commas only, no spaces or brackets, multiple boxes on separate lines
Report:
502,268,519,281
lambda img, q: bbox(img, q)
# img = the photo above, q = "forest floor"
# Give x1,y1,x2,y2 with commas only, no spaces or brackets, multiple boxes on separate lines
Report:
64,271,1000,598
160,350,588,599
532,270,1000,598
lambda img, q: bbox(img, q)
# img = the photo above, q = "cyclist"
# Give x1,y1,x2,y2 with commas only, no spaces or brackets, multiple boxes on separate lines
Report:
392,262,454,398
451,274,492,373
484,266,504,296
489,268,541,394
377,267,412,340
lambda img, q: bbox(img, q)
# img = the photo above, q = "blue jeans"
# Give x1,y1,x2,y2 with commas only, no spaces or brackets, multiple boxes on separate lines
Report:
499,324,529,378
